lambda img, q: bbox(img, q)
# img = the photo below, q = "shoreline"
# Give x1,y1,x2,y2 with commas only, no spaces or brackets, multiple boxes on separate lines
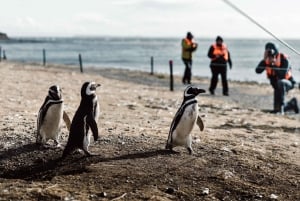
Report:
6,60,282,111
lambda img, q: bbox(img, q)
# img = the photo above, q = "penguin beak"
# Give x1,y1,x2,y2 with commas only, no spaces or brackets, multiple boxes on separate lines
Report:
197,88,206,94
91,83,101,91
193,88,206,96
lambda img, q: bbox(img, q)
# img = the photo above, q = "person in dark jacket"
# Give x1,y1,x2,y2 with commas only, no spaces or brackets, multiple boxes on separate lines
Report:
255,42,299,114
207,36,232,96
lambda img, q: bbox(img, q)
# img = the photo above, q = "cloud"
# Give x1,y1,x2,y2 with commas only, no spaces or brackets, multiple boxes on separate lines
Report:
75,13,112,25
15,16,40,28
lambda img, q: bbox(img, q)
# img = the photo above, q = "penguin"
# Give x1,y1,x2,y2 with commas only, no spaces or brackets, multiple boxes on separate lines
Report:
62,81,100,158
37,85,71,147
166,85,205,154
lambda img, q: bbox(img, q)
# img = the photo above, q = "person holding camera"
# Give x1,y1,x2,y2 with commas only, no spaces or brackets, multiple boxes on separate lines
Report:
207,36,232,96
181,32,198,85
255,42,299,114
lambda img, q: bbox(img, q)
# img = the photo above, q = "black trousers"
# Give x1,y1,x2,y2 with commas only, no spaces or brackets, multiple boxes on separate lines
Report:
182,59,192,84
209,66,228,94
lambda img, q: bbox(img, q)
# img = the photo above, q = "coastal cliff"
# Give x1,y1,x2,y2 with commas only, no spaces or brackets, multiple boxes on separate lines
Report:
0,32,9,40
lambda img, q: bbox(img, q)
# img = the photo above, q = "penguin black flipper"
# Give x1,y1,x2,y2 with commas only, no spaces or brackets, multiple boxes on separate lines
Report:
167,106,184,142
63,111,71,131
86,113,99,141
196,115,204,131
37,97,49,132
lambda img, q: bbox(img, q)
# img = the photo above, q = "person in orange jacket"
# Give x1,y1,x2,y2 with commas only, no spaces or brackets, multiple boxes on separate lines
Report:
207,36,232,96
181,32,198,84
255,42,299,114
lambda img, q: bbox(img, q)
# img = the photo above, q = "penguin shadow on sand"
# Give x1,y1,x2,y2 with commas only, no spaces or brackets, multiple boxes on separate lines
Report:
0,143,174,181
0,141,66,180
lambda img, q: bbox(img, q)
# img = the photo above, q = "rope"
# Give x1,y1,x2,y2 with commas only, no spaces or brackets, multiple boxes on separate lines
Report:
221,0,300,56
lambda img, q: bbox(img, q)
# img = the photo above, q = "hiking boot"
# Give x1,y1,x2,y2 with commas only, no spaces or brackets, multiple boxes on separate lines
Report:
291,98,299,114
284,97,299,114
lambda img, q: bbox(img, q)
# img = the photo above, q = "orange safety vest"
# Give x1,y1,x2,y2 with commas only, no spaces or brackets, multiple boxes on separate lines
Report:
184,38,192,46
211,43,229,61
265,53,292,79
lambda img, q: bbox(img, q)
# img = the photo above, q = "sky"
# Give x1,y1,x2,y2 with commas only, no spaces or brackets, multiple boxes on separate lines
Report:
1,0,300,38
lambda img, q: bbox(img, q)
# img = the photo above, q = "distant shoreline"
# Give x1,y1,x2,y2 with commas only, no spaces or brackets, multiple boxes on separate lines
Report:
1,60,278,111
1,37,300,84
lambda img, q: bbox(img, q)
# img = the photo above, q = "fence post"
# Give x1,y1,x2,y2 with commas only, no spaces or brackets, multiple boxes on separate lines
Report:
79,54,83,73
169,60,174,91
42,49,46,66
3,50,6,60
150,56,154,75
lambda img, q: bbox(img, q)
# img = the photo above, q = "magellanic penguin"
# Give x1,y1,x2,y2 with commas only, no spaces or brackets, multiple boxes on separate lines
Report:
166,85,205,154
62,81,100,158
37,85,71,147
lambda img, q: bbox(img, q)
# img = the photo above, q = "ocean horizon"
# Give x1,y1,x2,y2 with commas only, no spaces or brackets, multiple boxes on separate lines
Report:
1,36,300,83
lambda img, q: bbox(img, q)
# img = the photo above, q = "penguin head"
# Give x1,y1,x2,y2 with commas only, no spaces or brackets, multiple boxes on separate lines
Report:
184,86,206,99
81,82,101,98
48,85,62,100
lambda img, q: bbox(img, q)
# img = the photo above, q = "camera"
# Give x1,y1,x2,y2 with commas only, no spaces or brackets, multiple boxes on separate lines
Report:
266,49,275,57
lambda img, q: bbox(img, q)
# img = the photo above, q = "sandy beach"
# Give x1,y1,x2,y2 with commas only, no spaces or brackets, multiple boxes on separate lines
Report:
0,61,299,200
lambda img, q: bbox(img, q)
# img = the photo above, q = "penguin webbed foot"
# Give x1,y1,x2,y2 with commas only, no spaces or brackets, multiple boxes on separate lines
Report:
165,143,173,151
36,142,53,150
54,140,62,149
82,149,98,157
187,147,193,155
36,143,48,150
165,144,180,154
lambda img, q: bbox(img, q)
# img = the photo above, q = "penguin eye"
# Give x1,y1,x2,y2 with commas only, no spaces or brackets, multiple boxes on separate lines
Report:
187,88,194,94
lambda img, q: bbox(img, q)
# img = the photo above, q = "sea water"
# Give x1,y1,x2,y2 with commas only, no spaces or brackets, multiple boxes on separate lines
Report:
1,37,300,83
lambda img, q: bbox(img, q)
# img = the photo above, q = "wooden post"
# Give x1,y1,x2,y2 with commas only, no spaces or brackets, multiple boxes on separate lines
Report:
3,50,6,60
79,54,83,73
42,49,46,66
150,56,154,75
169,60,174,91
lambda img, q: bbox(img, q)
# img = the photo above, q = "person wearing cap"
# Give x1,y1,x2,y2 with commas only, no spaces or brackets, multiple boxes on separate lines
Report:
255,42,299,114
207,36,232,96
181,32,198,84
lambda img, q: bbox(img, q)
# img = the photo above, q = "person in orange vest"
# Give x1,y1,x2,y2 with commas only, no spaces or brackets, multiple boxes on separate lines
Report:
255,42,299,114
181,32,198,84
207,36,232,96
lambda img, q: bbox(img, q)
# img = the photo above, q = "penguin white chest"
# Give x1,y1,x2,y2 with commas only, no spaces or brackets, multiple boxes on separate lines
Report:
174,103,198,141
83,116,91,150
40,104,63,139
93,97,100,121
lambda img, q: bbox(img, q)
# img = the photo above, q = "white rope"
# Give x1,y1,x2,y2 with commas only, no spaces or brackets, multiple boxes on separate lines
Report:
221,0,300,56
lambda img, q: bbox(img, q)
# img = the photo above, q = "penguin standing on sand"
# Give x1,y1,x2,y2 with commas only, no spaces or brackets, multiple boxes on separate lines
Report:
62,81,100,158
166,85,205,154
37,85,71,147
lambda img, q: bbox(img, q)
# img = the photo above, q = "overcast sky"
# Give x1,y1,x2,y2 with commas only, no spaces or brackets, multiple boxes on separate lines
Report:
1,0,299,38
